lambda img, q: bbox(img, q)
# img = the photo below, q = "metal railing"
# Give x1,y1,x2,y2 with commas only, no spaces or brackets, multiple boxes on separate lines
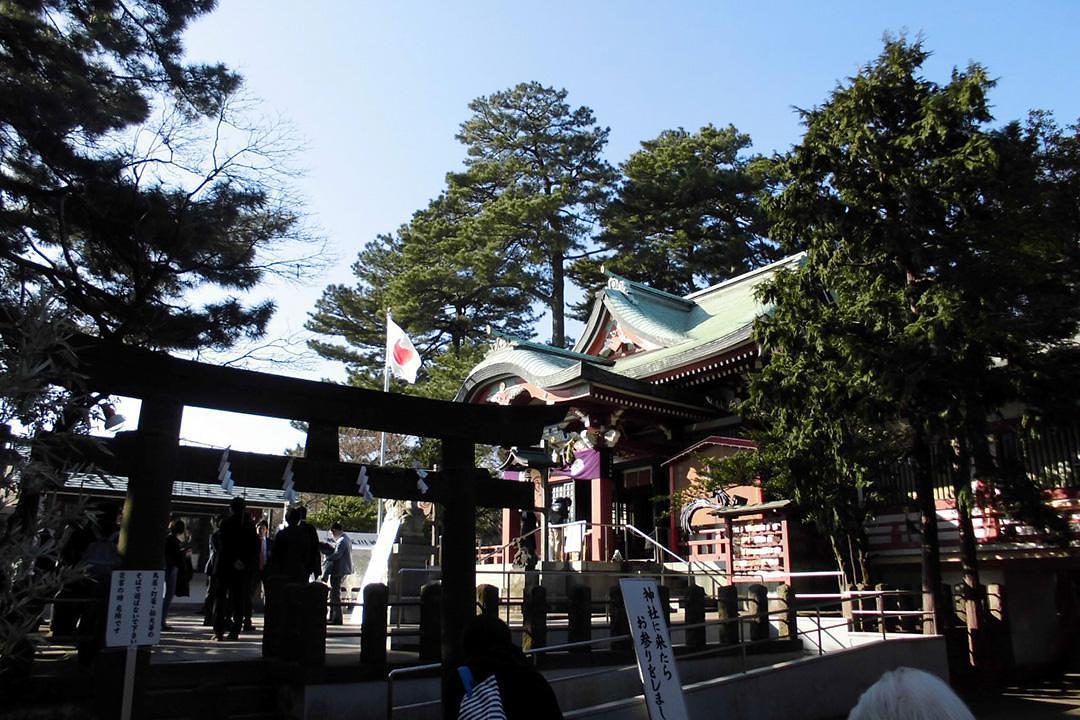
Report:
385,589,926,720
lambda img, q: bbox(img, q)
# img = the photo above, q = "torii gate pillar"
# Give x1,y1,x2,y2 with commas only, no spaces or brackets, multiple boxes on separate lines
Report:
439,438,475,719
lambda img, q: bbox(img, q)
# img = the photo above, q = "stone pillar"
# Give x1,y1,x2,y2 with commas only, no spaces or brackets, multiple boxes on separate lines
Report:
880,583,901,633
299,582,328,666
684,585,706,650
568,585,592,653
609,585,631,655
658,585,673,626
419,581,442,662
986,583,1013,670
898,585,918,634
746,584,769,642
361,583,388,667
987,583,1006,623
522,585,547,652
953,583,969,627
280,582,303,661
856,583,873,632
772,584,796,641
477,584,499,619
262,574,286,659
717,585,740,645
844,584,858,632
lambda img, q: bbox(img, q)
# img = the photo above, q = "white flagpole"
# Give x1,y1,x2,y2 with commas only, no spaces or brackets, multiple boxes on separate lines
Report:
377,311,391,531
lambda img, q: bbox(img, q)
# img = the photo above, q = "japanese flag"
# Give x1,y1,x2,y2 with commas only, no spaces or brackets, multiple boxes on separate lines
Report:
386,315,421,384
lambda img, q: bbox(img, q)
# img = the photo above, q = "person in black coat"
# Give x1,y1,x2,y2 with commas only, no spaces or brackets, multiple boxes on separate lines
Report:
456,615,563,719
297,505,321,581
213,497,257,640
244,518,272,629
162,519,186,630
202,512,224,626
268,508,315,584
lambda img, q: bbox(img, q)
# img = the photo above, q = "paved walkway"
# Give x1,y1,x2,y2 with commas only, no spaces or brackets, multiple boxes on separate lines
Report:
33,597,1080,718
36,607,385,668
963,668,1080,718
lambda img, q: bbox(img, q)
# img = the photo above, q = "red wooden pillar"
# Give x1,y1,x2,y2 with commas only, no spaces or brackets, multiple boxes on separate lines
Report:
501,507,521,564
669,464,679,551
591,449,613,561
724,516,735,579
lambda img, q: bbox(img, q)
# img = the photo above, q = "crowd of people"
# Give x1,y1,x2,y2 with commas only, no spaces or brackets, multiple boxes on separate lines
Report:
188,498,354,639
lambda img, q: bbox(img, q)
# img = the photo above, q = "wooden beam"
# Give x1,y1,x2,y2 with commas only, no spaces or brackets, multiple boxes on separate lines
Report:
94,437,535,509
303,422,339,463
69,333,565,447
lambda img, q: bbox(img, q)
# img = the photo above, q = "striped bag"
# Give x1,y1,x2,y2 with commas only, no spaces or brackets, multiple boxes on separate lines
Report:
458,667,507,720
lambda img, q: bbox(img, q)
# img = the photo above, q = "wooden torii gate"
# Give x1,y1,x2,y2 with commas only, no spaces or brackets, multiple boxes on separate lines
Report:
67,333,564,717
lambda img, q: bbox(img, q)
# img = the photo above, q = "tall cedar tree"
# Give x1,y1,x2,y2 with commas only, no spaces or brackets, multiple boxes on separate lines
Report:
0,0,313,351
751,39,1080,664
572,124,776,308
451,82,615,347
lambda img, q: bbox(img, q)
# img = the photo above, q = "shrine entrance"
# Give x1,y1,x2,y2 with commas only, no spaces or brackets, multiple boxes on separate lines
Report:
58,332,564,718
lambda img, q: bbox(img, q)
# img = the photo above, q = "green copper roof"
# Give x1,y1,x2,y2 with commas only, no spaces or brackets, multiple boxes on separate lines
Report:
601,287,690,345
459,253,804,400
611,255,803,376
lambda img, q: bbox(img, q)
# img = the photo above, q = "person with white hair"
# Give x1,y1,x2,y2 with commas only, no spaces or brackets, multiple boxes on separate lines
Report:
848,667,975,720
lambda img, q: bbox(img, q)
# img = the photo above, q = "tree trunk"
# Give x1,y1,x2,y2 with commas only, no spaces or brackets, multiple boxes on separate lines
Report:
550,250,565,347
950,434,985,668
913,430,946,634
829,533,855,588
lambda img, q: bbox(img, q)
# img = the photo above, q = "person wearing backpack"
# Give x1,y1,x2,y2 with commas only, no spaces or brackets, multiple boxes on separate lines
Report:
456,615,563,720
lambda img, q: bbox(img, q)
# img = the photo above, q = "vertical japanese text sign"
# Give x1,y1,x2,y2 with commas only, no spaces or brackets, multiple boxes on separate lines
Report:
619,578,689,720
106,570,164,648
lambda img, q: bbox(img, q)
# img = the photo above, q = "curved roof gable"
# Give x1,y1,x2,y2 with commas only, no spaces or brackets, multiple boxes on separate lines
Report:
575,273,694,354
458,254,806,401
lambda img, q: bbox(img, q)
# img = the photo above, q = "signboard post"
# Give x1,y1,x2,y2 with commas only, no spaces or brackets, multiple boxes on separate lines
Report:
106,570,165,720
620,578,690,720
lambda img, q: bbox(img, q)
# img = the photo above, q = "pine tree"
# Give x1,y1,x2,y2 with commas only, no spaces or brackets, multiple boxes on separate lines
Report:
573,124,775,305
0,0,314,351
451,82,615,347
306,194,537,389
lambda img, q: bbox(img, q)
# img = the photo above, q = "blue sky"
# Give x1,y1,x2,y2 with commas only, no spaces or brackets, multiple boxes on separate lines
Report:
157,1,1080,454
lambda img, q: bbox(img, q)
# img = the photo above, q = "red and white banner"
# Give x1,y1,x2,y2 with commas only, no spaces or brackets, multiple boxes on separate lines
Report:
386,315,421,384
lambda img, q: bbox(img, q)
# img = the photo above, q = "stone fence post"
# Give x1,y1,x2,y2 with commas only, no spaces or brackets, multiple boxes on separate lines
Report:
419,581,442,662
361,583,388,667
717,585,739,646
771,584,796,641
684,584,706,650
568,585,592,653
477,584,499,619
523,585,547,652
746,583,770,642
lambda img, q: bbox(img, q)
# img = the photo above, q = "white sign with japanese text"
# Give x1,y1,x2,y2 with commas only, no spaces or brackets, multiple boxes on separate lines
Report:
106,570,164,648
620,578,689,720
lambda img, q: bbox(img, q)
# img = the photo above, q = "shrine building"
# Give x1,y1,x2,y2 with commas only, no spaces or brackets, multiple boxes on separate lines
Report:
459,253,1080,623
458,255,814,579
